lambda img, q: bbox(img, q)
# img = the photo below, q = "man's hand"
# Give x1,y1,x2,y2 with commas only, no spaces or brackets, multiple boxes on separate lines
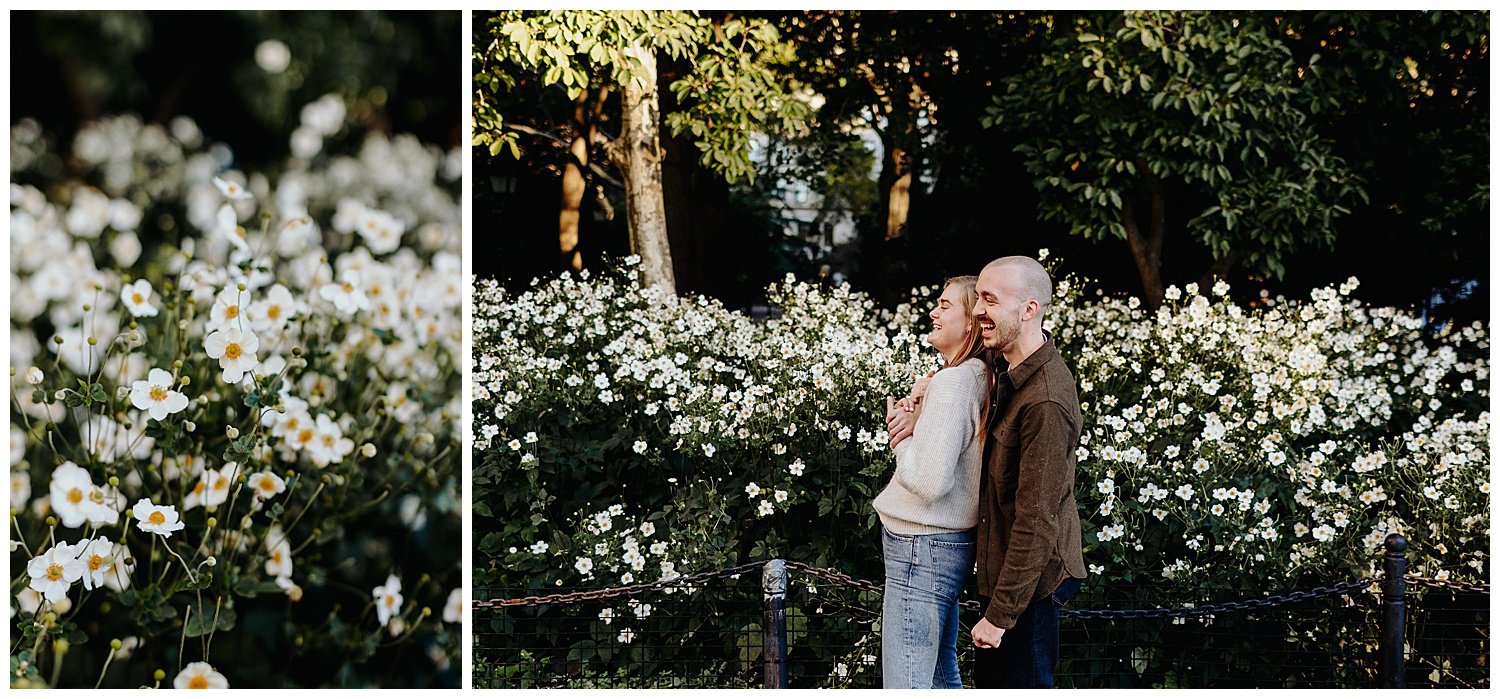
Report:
885,396,916,450
972,618,1005,649
909,369,937,403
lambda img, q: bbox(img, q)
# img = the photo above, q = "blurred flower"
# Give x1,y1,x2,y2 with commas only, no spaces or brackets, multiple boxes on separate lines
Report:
374,574,403,629
443,588,463,624
120,279,158,317
255,39,291,74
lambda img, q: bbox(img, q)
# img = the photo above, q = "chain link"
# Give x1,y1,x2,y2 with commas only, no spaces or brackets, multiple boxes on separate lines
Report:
473,560,766,609
475,561,1488,616
1403,575,1491,595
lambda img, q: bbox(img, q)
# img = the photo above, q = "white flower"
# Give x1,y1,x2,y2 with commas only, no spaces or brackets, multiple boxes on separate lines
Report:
620,572,635,584
103,541,135,592
131,498,186,537
634,603,653,618
529,541,549,555
249,471,286,501
774,489,788,503
119,279,158,317
213,175,252,201
639,522,656,537
204,328,261,383
703,443,717,457
1174,484,1195,501
633,440,648,454
374,574,403,628
76,536,119,591
575,557,594,575
444,588,463,624
788,459,805,477
174,661,229,689
618,627,636,643
184,464,236,511
320,270,370,315
49,461,99,528
265,532,294,579
649,542,668,556
757,500,775,517
307,414,355,467
745,482,762,498
598,608,615,625
130,368,190,421
356,206,407,255
208,286,252,334
25,366,44,386
27,542,85,602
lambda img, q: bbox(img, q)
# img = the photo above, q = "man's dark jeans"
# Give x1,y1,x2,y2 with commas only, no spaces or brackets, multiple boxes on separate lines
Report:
973,577,1083,688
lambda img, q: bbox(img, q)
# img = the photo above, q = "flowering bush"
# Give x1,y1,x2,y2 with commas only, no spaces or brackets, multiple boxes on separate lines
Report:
474,257,1488,596
10,99,462,688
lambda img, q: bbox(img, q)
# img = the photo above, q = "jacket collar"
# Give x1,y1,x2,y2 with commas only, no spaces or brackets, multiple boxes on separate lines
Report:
996,332,1058,390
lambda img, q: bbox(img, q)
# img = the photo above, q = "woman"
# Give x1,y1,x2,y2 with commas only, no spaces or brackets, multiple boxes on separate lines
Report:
874,275,990,689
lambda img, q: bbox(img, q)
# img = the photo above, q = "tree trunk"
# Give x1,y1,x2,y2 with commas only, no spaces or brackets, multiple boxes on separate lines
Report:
615,43,676,295
884,143,912,242
1120,171,1167,309
559,126,587,271
1198,250,1239,292
558,87,608,272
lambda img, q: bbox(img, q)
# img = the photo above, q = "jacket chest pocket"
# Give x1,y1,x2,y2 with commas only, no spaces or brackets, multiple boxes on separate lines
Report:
989,424,1022,494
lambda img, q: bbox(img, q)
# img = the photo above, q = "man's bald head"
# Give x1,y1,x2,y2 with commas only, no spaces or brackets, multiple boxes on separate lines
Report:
982,256,1053,315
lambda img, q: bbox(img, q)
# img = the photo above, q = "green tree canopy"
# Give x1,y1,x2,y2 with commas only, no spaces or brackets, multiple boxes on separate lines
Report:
987,11,1367,308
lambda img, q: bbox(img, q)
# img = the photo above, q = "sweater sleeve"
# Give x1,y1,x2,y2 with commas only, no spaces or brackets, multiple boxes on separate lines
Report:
890,366,981,504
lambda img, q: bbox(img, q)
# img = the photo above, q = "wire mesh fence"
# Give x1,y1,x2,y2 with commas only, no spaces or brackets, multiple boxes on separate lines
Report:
473,556,1488,688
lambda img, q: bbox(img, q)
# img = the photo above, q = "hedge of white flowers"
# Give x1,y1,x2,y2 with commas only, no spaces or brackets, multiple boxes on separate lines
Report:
474,256,1488,602
10,98,462,688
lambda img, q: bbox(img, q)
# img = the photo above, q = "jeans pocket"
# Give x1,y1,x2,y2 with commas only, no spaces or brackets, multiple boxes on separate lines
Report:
1051,577,1083,607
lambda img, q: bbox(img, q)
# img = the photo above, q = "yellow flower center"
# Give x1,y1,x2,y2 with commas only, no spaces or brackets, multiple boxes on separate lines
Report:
132,292,145,304
297,430,315,444
89,490,106,505
259,477,276,492
148,511,166,525
67,488,84,504
192,482,206,496
189,675,209,689
88,555,105,571
341,281,355,293
46,563,65,581
385,594,397,607
370,286,383,298
224,343,242,360
272,551,283,563
150,385,168,401
225,305,239,319
321,434,335,448
267,305,282,319
213,475,228,490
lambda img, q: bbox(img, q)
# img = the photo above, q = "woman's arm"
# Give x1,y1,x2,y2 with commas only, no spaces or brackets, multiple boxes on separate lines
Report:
890,367,981,503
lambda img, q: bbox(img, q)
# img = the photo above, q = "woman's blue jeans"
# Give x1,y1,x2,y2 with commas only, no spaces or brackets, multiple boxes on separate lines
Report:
881,527,976,689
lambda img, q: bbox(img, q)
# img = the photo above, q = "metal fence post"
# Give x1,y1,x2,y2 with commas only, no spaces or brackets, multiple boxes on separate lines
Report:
1381,534,1408,688
763,559,789,688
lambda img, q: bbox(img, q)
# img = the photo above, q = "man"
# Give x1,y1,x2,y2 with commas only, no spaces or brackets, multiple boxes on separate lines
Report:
968,255,1086,688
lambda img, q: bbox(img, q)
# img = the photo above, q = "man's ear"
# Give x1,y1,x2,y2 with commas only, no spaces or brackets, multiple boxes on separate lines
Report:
1022,299,1040,322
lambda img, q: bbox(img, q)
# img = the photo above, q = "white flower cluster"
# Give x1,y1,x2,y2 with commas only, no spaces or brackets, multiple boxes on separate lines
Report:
1056,277,1489,586
10,99,462,685
477,257,1487,593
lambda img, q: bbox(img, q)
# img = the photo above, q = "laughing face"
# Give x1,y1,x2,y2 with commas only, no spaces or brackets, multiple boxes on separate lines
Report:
926,282,974,360
974,267,1022,353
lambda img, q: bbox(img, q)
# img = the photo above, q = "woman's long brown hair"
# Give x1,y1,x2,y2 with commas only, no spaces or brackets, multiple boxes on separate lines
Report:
937,276,993,441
